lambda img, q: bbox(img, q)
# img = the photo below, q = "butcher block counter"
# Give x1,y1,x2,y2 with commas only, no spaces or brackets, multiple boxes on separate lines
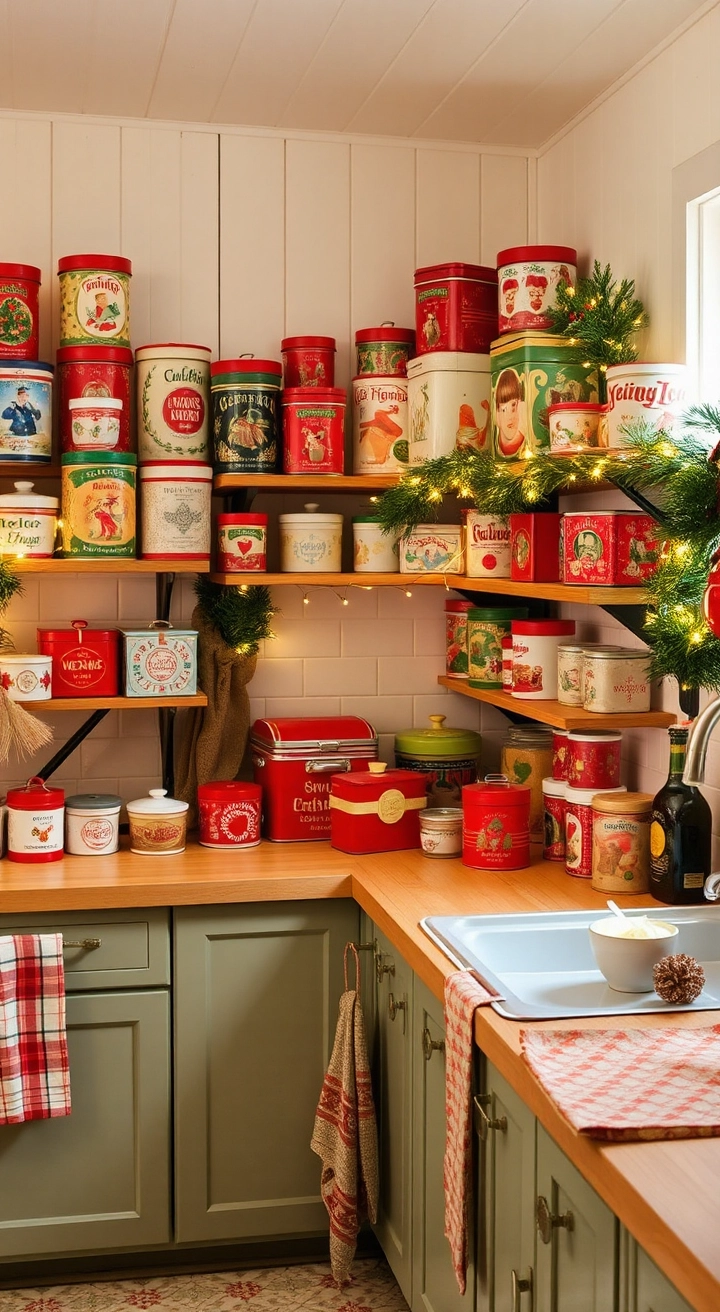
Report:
1,840,717,1311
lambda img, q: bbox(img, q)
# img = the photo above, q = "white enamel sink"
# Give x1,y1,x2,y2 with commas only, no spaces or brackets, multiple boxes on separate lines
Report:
421,907,720,1019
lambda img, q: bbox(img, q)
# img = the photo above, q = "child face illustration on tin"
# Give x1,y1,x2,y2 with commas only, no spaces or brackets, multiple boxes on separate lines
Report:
495,368,525,456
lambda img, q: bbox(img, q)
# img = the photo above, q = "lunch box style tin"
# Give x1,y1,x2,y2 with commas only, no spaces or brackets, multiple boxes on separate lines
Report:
38,619,120,697
121,623,198,697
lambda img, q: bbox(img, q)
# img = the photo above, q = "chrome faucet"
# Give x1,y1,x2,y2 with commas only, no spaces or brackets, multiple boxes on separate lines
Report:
683,699,720,901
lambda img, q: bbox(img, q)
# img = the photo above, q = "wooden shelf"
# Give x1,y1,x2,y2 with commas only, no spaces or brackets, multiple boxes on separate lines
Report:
214,472,402,493
0,463,61,478
24,693,208,712
209,571,648,604
10,558,209,574
438,676,676,729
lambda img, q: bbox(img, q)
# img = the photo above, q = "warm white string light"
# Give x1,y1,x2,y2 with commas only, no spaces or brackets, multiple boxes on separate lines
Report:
296,584,417,607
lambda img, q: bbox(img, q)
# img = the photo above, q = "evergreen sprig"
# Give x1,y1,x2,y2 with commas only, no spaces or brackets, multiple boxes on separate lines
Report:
0,559,21,615
546,260,647,393
194,578,276,655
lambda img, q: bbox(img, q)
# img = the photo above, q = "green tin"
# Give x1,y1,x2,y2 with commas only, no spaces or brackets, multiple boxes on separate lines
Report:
468,605,528,690
490,332,598,461
211,358,282,474
61,451,136,557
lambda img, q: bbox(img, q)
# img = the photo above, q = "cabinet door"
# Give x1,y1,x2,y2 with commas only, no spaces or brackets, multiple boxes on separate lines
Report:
413,976,474,1312
624,1237,694,1312
536,1125,617,1312
173,899,359,1243
479,1062,536,1312
373,925,414,1304
0,990,171,1258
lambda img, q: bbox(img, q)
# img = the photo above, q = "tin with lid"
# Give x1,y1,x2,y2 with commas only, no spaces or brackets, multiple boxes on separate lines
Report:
462,510,511,578
567,729,622,790
38,618,120,697
198,781,262,849
217,512,268,572
510,513,561,583
565,783,626,878
583,647,652,713
445,598,474,679
491,333,598,460
462,774,531,871
139,461,212,561
58,254,132,349
126,788,189,855
542,777,566,862
549,401,608,454
395,714,482,808
414,263,498,355
136,343,211,462
0,653,51,701
282,386,346,475
557,643,621,707
330,761,426,854
0,262,41,359
467,605,528,689
496,246,577,334
407,352,491,464
0,361,54,464
353,516,399,573
399,523,463,575
0,481,58,557
561,511,660,586
419,807,463,859
279,502,343,572
352,375,409,472
61,451,136,558
57,345,134,454
211,357,282,474
65,793,121,856
282,336,336,388
355,324,415,377
7,777,64,863
591,791,653,895
605,363,689,447
511,618,575,700
122,622,197,697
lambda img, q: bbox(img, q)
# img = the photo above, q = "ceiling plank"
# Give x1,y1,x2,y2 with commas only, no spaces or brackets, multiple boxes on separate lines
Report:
148,0,256,123
8,0,94,113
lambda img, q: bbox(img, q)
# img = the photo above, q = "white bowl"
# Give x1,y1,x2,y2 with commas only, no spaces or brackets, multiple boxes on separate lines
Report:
589,917,678,992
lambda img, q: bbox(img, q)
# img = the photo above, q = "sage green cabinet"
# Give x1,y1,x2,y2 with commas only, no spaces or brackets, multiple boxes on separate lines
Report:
173,899,359,1243
535,1124,617,1312
477,1063,535,1312
622,1235,694,1312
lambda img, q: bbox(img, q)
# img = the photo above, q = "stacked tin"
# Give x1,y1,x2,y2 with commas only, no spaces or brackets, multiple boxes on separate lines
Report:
0,263,53,471
352,324,413,475
281,336,346,476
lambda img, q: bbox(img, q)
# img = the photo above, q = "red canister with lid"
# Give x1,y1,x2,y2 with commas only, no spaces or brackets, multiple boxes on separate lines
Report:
330,761,426,854
0,263,41,359
198,781,262,849
281,336,336,388
38,619,120,696
414,262,498,355
7,776,64,863
497,245,577,334
282,387,346,474
567,730,622,790
462,774,531,870
57,346,133,453
552,727,569,781
217,512,267,572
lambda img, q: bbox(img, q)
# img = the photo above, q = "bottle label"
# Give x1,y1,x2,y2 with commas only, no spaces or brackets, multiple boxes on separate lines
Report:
683,872,704,889
649,812,669,877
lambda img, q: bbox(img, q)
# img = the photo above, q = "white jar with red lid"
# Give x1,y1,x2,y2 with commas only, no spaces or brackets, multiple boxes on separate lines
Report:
511,619,575,699
7,777,64,863
198,781,262,849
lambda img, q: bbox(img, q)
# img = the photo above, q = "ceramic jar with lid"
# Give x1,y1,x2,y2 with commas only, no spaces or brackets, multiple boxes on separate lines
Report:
501,725,553,844
462,774,531,871
58,254,132,349
126,788,189,855
65,793,121,855
0,653,51,701
7,777,64,863
394,714,482,809
279,503,343,572
0,481,58,557
591,792,653,895
135,343,212,461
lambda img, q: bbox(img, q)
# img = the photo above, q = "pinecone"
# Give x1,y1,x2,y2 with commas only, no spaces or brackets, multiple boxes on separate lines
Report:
653,953,705,1004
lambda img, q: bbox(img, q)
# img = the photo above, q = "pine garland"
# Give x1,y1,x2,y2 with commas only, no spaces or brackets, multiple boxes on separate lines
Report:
194,578,276,655
546,260,648,397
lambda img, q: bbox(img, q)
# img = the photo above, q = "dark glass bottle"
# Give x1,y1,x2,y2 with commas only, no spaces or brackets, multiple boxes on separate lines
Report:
649,726,711,904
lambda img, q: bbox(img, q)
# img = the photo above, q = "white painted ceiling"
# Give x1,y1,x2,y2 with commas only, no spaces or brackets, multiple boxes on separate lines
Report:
0,0,710,147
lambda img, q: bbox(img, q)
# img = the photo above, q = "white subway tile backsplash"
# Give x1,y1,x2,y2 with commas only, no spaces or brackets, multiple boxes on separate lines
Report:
264,696,342,718
377,733,396,765
271,618,341,658
38,576,119,622
412,693,481,730
342,618,413,657
4,621,41,651
379,656,440,696
298,587,378,619
305,657,377,697
118,576,159,621
248,697,266,723
5,578,39,622
248,658,303,698
377,587,445,618
118,776,162,805
81,734,161,779
340,695,413,733
414,616,445,656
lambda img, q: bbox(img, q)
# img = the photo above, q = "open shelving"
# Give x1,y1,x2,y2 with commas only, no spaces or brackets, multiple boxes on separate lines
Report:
11,558,210,574
209,570,648,604
437,676,676,730
25,694,208,712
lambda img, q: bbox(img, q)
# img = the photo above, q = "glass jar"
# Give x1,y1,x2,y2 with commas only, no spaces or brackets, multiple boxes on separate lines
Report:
500,725,553,844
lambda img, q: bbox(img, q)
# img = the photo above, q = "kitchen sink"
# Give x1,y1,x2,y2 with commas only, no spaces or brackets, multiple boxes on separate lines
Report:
421,907,720,1019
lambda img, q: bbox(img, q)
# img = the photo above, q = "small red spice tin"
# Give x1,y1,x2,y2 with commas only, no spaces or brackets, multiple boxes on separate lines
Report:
281,336,336,388
0,263,41,360
37,619,120,696
565,783,626,878
510,512,561,582
414,262,498,355
282,387,346,475
57,345,134,453
542,777,566,861
462,775,531,871
355,325,415,377
329,762,426,854
562,511,660,586
567,730,622,790
552,728,569,781
198,781,262,849
7,776,64,863
217,512,267,572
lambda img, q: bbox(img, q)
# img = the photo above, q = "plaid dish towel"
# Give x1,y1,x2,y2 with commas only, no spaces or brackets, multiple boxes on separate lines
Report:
0,934,71,1124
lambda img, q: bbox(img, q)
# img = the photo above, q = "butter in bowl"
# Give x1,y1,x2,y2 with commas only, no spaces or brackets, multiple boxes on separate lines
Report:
589,915,678,993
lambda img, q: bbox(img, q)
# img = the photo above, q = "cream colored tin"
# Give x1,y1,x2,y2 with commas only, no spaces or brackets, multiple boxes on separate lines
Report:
463,511,511,578
139,461,212,561
605,363,689,448
0,481,58,557
352,376,409,473
136,343,211,461
407,352,491,465
419,807,463,858
399,524,463,574
583,648,651,713
58,255,131,349
0,653,51,701
353,518,399,573
557,643,620,707
279,503,343,573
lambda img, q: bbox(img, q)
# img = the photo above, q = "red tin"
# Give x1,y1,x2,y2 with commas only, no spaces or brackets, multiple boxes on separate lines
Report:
445,598,474,679
497,245,577,334
414,262,498,356
567,730,622,790
37,619,120,696
198,781,262,849
329,762,426,854
462,776,531,871
7,776,64,863
355,325,415,377
562,511,660,586
565,783,626,878
281,336,336,388
542,777,566,861
57,346,134,453
282,387,346,475
510,512,561,582
217,512,267,572
552,728,569,781
250,716,378,842
0,262,41,360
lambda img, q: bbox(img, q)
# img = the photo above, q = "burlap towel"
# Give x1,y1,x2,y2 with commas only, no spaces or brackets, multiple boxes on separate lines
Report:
174,607,257,824
311,945,379,1286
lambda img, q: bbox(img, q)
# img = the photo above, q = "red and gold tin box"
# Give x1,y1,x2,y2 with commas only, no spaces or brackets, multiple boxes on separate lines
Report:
329,762,426,854
250,716,378,842
562,511,660,586
414,262,498,355
198,781,262,849
282,387,345,475
462,775,531,871
510,512,561,582
38,618,120,696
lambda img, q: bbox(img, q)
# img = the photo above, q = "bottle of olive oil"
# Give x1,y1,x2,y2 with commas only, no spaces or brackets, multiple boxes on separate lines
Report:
650,726,711,904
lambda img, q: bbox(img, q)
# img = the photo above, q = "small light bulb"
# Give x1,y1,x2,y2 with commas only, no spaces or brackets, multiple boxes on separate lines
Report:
405,589,412,598
342,597,349,606
303,595,310,606
240,584,248,593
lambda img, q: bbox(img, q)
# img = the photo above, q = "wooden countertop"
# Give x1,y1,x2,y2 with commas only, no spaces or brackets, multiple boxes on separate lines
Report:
1,840,717,1311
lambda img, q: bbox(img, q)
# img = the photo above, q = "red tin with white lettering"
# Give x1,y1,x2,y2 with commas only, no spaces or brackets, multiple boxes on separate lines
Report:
198,781,262,849
37,619,120,696
7,776,64,863
250,716,378,842
462,775,531,871
414,263,498,355
282,387,346,475
510,512,561,582
281,336,336,388
329,762,426,854
57,346,134,453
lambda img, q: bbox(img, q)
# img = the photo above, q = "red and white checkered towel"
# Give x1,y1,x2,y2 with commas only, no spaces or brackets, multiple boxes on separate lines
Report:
443,970,497,1294
0,933,71,1124
521,1024,720,1141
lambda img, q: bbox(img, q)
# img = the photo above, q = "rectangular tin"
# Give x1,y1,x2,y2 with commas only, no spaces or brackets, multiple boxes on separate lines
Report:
121,625,198,697
329,767,426,854
510,512,561,582
38,625,120,697
562,511,660,585
490,332,598,460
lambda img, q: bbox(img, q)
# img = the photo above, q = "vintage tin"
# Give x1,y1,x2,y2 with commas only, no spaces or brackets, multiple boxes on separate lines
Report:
542,777,566,862
445,598,474,679
557,643,621,707
38,619,120,697
121,623,198,697
139,461,212,561
0,481,58,557
567,729,622,789
407,352,491,464
462,510,511,578
250,715,378,843
330,761,426,855
511,619,575,700
491,332,598,460
419,807,463,859
282,387,345,474
591,792,653,895
394,715,482,809
217,512,267,573
399,524,463,574
355,324,415,377
562,511,660,586
605,363,689,447
414,263,498,355
0,362,53,464
468,605,528,690
61,452,136,557
211,358,282,474
548,402,608,454
552,727,569,781
502,634,513,689
501,725,553,843
0,263,41,359
7,777,64,863
565,783,626,879
279,503,343,573
510,512,561,583
57,345,133,454
198,781,262,849
583,648,652,714
0,653,51,701
58,254,131,349
352,376,409,472
126,788,188,855
462,775,531,871
136,343,211,462
282,335,336,388
496,245,577,334
65,793,121,856
353,517,399,573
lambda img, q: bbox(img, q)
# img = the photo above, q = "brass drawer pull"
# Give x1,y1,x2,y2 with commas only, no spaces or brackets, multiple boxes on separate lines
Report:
376,953,395,985
536,1195,574,1244
473,1094,507,1142
421,1026,445,1061
387,992,407,1023
511,1267,533,1312
63,937,102,951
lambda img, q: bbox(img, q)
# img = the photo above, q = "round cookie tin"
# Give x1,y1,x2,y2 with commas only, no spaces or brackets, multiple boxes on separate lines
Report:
211,358,282,474
136,342,211,461
0,362,53,463
57,346,133,454
0,263,41,359
61,452,136,557
58,253,132,349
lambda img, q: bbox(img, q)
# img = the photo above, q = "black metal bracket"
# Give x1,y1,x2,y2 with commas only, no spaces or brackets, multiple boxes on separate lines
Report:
598,603,648,642
38,710,110,782
228,487,257,513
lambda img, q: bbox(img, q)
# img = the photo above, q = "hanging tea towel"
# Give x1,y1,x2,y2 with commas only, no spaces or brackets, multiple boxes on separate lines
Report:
0,934,71,1124
311,944,378,1286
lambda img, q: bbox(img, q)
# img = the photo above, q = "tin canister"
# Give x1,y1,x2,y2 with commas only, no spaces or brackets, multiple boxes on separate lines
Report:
126,789,188,855
217,512,267,572
583,648,651,713
281,335,336,388
61,452,136,557
549,402,608,454
399,524,463,575
468,606,528,689
462,775,531,871
67,397,123,453
407,352,491,464
0,653,51,701
0,263,41,359
282,387,345,474
7,777,64,863
445,598,474,679
567,730,622,789
329,762,426,855
0,481,58,557
352,376,409,472
121,623,198,697
557,643,621,706
561,511,660,586
58,254,131,349
279,504,343,572
38,619,120,697
394,715,482,809
491,332,598,460
565,783,626,879
502,635,513,689
414,263,498,354
353,517,399,573
511,618,575,700
542,777,566,861
552,727,569,781
510,512,561,583
462,510,511,578
605,363,689,447
419,807,463,858
0,362,53,464
198,781,262,849
591,792,653,895
355,324,415,377
136,343,211,461
139,461,212,561
65,793,121,856
57,346,133,454
501,725,553,843
211,358,282,473
496,246,577,334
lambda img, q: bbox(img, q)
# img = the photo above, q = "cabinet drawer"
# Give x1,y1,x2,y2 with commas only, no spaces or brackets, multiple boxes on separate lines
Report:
0,908,170,989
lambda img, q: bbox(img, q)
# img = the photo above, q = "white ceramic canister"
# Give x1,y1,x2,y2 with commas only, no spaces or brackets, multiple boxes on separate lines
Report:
399,524,463,575
604,363,689,447
0,481,58,557
511,619,575,700
462,510,511,578
0,653,51,701
351,376,409,473
583,648,652,713
353,516,399,573
279,502,343,573
68,396,124,451
126,788,189,855
135,343,212,461
419,807,463,859
65,792,121,855
557,643,621,707
139,461,212,561
407,352,491,465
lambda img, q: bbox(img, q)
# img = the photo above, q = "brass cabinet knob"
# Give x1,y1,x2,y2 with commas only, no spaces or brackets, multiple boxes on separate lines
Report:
387,992,407,1022
421,1026,445,1061
536,1194,574,1245
375,953,395,985
511,1267,533,1312
473,1094,507,1142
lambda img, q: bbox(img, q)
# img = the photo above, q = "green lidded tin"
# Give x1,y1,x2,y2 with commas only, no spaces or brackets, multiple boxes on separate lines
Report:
468,605,528,690
61,451,136,557
490,332,598,462
395,714,482,809
211,358,282,474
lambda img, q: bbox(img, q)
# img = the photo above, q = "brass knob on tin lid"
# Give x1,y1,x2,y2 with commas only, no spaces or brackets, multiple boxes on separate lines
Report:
368,761,387,774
